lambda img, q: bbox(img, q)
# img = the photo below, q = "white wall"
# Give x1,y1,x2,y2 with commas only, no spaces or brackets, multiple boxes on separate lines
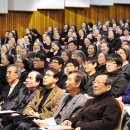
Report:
0,0,8,13
65,0,90,8
90,0,113,6
8,0,37,11
114,0,130,4
37,0,64,9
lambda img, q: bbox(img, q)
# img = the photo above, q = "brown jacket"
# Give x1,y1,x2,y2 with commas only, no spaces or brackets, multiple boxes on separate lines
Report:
23,85,65,119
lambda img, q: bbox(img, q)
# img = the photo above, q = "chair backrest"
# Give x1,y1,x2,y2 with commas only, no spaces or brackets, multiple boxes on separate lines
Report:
114,101,125,130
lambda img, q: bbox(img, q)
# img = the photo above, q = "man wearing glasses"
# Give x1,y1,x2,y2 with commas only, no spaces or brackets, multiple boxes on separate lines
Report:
16,68,65,130
62,73,121,130
106,53,128,97
33,53,48,75
0,64,25,110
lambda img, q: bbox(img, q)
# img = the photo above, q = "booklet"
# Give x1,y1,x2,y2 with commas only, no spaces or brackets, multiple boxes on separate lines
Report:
0,110,16,114
33,117,57,126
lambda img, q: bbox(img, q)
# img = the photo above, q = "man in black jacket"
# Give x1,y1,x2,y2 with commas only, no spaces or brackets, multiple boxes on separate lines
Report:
106,53,129,97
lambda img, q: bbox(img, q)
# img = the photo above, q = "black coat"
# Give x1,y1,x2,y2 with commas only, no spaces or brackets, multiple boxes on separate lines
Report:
108,69,129,97
122,63,130,81
107,38,121,53
70,91,121,130
20,71,28,82
47,49,62,59
0,81,25,110
0,66,8,94
84,72,97,96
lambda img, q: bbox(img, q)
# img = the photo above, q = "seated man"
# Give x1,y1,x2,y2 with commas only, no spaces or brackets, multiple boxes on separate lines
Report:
62,73,121,130
83,57,98,96
0,64,25,110
2,71,42,113
106,53,129,97
1,71,42,129
51,56,67,89
28,70,88,130
15,68,65,130
64,59,79,76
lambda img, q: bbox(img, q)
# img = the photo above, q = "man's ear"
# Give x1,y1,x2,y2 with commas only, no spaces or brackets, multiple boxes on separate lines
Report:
94,63,97,68
107,85,111,91
76,81,81,88
117,65,121,69
54,77,59,83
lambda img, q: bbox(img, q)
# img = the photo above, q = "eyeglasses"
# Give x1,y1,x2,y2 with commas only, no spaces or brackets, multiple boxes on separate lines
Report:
84,62,92,66
51,61,59,64
34,59,42,62
44,73,54,77
106,61,117,64
92,81,106,85
65,64,74,68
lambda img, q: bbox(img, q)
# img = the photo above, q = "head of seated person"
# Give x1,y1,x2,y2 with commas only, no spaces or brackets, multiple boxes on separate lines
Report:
66,70,87,95
106,53,122,74
93,73,113,96
64,59,79,76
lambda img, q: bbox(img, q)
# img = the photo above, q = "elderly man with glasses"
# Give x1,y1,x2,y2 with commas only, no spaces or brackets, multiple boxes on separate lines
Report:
0,64,25,111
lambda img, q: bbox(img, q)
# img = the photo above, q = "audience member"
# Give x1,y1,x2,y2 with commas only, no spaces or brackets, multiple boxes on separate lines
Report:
1,71,42,130
33,53,48,75
62,73,121,130
0,64,25,110
14,68,65,130
117,48,130,81
106,53,129,97
97,52,108,74
71,50,86,72
51,56,67,89
64,59,79,76
0,54,14,94
83,57,98,96
21,70,88,130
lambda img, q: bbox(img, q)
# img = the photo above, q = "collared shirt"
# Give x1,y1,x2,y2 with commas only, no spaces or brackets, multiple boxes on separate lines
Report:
21,69,25,73
54,50,58,55
122,61,129,67
8,81,19,97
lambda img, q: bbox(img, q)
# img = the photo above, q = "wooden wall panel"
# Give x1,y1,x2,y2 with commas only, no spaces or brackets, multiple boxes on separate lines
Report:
89,6,109,24
0,12,32,37
0,4,130,38
0,10,65,37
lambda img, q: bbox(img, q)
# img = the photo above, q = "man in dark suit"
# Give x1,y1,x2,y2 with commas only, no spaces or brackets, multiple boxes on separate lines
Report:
1,71,42,130
4,71,42,113
0,64,24,110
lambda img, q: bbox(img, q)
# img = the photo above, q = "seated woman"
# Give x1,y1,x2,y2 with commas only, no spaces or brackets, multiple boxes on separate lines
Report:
117,48,130,81
16,57,30,82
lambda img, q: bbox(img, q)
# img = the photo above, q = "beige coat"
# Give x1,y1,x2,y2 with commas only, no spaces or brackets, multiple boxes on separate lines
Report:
23,85,65,119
